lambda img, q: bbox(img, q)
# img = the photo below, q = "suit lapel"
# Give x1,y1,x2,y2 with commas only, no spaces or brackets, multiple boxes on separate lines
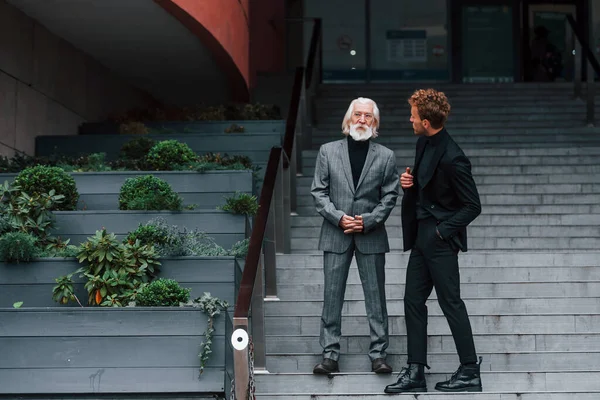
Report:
419,130,450,188
356,141,376,191
412,137,427,179
339,139,355,194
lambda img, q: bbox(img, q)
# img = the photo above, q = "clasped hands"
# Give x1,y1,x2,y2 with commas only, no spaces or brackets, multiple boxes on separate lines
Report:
339,215,364,234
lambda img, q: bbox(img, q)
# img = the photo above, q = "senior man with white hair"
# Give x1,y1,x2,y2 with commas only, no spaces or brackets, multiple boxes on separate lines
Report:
311,97,399,375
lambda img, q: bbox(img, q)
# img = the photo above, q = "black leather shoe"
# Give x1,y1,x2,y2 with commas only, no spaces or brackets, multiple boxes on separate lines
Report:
371,358,392,374
435,356,483,392
384,363,427,393
313,358,339,374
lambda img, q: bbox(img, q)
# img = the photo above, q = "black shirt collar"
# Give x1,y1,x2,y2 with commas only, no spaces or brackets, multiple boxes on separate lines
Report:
425,128,446,146
347,135,370,148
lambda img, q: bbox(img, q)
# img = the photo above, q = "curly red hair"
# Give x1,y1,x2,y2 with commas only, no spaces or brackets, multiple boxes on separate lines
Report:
408,89,451,129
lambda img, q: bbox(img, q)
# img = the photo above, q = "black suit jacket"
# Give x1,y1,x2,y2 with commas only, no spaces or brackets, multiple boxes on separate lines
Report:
401,129,481,252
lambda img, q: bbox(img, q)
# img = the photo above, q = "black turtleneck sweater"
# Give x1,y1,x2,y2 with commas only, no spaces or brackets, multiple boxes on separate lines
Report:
347,136,370,189
416,131,443,219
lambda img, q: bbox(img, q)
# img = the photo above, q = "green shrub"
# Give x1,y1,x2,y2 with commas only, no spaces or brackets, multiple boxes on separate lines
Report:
218,192,259,216
0,232,39,262
120,137,156,161
76,229,161,306
119,175,182,211
146,140,196,171
136,278,190,306
119,121,148,135
126,220,179,250
14,165,79,210
3,190,64,242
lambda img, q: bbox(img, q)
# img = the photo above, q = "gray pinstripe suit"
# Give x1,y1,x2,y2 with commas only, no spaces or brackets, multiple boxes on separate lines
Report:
311,138,399,361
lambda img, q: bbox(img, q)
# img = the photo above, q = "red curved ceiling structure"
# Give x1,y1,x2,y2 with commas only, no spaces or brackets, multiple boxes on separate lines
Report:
155,0,250,101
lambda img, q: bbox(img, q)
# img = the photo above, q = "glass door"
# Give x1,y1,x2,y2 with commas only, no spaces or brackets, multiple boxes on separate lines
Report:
461,4,515,82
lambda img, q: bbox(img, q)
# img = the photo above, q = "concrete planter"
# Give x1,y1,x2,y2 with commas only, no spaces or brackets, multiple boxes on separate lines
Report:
0,256,243,308
52,210,247,248
79,120,285,135
35,133,282,167
0,307,228,395
0,170,254,210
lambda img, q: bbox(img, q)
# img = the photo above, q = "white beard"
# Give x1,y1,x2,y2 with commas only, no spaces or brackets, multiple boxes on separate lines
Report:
349,123,373,141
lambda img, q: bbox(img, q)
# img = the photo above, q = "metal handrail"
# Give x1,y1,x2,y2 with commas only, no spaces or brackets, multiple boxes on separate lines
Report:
566,15,599,125
229,18,323,400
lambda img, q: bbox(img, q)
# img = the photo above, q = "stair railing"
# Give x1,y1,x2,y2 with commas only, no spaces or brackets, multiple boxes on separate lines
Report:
229,18,322,400
566,14,600,126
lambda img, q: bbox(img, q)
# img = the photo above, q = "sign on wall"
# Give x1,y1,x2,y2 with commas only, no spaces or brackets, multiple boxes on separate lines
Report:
386,30,427,63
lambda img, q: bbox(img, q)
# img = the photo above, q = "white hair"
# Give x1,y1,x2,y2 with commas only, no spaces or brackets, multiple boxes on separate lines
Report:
341,97,380,137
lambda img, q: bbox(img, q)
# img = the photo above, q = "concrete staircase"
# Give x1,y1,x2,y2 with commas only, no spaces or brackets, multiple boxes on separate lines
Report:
255,83,600,399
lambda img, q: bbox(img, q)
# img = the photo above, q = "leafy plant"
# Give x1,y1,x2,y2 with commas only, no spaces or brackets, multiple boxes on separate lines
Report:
0,232,39,263
14,165,79,210
218,192,259,216
136,278,191,306
2,190,64,243
59,153,111,172
146,140,197,171
119,121,149,135
191,292,229,374
43,237,78,258
76,229,160,306
228,238,250,258
120,137,156,162
52,273,83,306
119,175,182,211
224,123,245,133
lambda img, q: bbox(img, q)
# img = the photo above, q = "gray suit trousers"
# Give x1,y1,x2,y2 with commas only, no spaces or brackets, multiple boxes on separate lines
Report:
320,241,389,361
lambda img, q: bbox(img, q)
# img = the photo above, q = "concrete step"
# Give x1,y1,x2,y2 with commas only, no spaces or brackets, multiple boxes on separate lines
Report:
276,266,600,284
266,333,600,354
265,314,600,336
301,147,600,157
275,251,600,269
275,282,600,301
302,165,600,177
293,204,600,216
265,351,600,373
295,193,600,209
297,174,600,186
299,183,600,196
290,226,600,239
316,120,582,129
316,104,600,114
290,237,600,251
256,393,600,400
291,214,600,227
254,371,600,393
302,155,600,167
317,112,592,123
265,298,600,316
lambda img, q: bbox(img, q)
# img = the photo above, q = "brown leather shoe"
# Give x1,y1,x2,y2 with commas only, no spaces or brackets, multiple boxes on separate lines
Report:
372,358,393,374
313,358,339,374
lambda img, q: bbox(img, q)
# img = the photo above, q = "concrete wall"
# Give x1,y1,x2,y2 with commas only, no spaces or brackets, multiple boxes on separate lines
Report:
0,0,153,158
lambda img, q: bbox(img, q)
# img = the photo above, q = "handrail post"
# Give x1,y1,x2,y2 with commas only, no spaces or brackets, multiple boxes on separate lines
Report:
282,153,292,254
274,155,285,253
250,253,266,370
264,194,278,298
573,26,582,99
587,60,596,126
232,318,249,400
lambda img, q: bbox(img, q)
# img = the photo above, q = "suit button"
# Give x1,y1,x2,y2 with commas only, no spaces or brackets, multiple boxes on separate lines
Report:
430,205,435,209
